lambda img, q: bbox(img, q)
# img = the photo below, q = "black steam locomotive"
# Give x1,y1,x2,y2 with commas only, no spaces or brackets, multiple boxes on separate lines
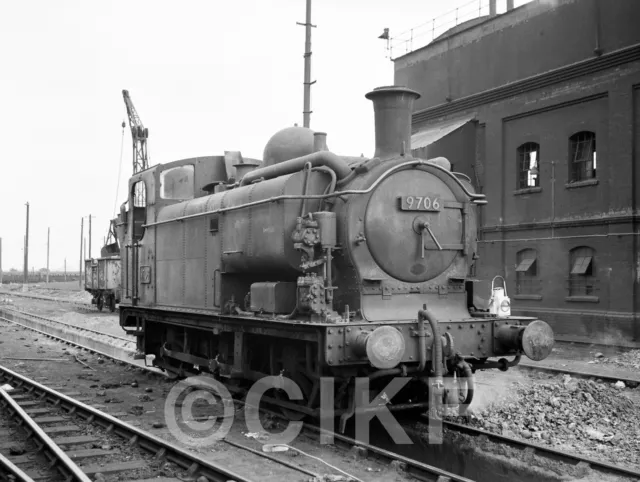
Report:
114,85,554,428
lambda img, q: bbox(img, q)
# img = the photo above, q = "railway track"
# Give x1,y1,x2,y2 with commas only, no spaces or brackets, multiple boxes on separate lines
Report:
0,291,98,314
0,364,254,482
1,308,639,481
0,312,475,482
514,361,640,387
0,363,473,482
436,419,640,481
0,308,136,363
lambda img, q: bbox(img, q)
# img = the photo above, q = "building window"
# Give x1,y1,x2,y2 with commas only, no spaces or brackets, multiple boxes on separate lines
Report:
515,249,538,295
569,131,596,182
568,246,596,296
517,143,540,189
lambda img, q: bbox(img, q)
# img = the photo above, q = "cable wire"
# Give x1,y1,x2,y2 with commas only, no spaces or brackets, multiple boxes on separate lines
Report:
113,121,125,219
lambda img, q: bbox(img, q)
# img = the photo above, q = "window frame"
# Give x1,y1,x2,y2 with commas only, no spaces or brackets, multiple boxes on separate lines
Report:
568,131,597,183
159,164,196,201
515,248,540,299
517,142,541,190
567,246,598,301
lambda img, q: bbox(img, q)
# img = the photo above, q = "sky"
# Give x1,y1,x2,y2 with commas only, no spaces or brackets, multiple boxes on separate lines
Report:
0,0,525,272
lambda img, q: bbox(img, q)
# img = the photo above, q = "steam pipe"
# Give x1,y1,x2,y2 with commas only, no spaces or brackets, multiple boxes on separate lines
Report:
472,355,521,372
418,308,442,380
457,360,475,407
299,162,313,218
239,151,351,186
144,159,485,228
312,166,337,210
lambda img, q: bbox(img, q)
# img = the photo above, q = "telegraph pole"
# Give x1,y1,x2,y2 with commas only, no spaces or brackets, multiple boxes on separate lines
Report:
64,258,67,282
88,214,92,260
0,237,3,286
24,202,29,285
46,227,50,284
297,0,316,128
79,218,83,288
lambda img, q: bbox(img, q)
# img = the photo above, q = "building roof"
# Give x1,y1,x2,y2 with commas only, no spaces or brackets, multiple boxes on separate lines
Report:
411,115,475,150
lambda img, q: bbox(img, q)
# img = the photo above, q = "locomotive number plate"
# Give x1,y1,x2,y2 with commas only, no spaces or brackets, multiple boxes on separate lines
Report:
399,195,442,211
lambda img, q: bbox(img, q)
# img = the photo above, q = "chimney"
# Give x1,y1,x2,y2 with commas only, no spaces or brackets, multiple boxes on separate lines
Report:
506,0,514,11
365,86,421,160
313,132,328,152
489,0,497,16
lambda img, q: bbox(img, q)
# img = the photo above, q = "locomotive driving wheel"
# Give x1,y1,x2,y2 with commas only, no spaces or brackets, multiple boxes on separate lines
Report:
273,347,314,421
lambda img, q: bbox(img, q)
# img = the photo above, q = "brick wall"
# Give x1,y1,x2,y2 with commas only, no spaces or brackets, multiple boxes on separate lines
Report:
397,0,640,345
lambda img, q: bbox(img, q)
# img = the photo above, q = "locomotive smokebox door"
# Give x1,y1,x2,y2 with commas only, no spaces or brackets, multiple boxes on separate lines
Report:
250,282,297,314
364,168,463,283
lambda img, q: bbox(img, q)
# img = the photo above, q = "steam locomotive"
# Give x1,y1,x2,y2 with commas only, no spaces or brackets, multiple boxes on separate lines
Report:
114,86,554,427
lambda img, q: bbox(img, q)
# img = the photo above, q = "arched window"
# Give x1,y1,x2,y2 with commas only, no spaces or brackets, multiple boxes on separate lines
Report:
569,131,596,182
517,142,540,189
515,248,538,295
569,246,596,296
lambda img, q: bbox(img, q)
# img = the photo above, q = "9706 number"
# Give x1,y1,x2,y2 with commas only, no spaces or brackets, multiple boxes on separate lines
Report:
399,195,441,211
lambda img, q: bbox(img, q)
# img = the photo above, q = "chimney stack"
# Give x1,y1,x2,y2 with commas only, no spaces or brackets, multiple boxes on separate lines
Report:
489,0,497,16
365,86,421,160
506,0,514,11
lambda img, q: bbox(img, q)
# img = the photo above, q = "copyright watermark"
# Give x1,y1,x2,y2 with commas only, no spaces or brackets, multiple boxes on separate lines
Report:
164,375,472,448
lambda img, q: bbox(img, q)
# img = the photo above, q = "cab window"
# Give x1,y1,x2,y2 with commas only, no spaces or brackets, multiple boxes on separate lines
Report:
160,165,194,200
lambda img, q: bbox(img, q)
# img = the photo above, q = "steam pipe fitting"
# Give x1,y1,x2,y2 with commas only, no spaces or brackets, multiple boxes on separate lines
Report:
417,309,442,379
299,162,313,217
239,151,351,186
457,360,475,407
473,355,521,372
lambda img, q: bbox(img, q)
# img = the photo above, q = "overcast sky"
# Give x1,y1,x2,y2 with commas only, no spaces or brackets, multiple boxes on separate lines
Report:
0,0,525,272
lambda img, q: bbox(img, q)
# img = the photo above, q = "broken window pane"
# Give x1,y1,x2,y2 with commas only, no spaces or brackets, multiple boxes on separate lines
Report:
517,143,540,189
569,132,596,182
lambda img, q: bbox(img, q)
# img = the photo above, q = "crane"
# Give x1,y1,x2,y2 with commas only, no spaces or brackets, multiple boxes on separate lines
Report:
122,89,149,174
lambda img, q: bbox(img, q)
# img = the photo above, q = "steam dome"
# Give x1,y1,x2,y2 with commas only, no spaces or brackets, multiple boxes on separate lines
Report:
262,126,315,167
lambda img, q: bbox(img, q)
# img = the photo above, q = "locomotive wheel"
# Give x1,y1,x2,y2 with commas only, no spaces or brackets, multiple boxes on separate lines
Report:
275,371,313,421
96,296,104,312
274,347,314,421
108,296,116,313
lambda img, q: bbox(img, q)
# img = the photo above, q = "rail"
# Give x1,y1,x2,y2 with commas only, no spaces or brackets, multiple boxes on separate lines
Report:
0,383,91,482
0,364,251,482
2,309,473,481
3,306,131,342
440,419,640,480
0,312,137,364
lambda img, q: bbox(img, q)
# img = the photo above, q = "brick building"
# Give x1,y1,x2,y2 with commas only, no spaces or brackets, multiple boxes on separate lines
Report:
394,0,640,346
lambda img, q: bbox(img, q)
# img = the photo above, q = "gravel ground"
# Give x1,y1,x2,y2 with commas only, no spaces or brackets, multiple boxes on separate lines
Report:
452,371,640,471
591,349,640,370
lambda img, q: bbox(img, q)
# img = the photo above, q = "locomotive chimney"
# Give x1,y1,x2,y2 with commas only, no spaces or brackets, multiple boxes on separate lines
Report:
365,86,421,160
